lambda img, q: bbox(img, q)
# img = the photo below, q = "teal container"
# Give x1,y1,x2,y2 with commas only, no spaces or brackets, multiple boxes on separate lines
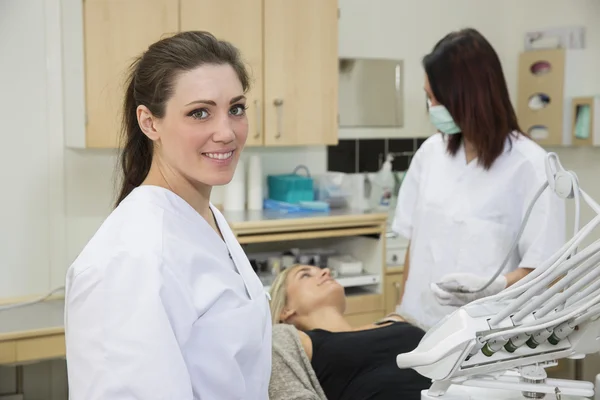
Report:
267,165,314,204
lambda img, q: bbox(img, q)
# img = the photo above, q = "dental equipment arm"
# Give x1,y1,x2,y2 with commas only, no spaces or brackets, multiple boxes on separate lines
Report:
397,153,600,398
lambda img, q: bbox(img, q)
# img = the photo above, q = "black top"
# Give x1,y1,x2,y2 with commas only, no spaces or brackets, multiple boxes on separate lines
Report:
305,321,431,400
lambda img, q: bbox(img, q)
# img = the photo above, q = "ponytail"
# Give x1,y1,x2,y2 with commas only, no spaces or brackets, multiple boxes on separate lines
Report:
115,59,153,207
114,31,251,207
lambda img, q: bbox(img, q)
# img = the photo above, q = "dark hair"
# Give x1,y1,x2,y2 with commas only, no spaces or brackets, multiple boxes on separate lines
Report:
423,28,523,170
116,31,250,206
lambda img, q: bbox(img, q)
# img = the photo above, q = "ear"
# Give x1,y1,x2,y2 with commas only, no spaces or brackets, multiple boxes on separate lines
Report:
136,105,160,141
280,306,296,323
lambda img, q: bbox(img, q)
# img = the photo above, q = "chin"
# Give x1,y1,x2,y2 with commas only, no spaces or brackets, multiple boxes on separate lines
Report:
205,173,236,187
198,159,240,186
325,282,346,305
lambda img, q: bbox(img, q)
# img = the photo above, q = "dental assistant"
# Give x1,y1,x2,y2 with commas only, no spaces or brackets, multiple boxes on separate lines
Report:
392,28,566,331
64,31,271,399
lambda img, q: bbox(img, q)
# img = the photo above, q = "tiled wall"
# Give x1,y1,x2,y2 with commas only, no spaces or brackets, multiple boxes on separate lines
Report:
327,137,427,173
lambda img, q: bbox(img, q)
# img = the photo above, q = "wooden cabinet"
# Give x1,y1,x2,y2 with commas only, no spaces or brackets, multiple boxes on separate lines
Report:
180,0,264,147
72,0,338,149
384,271,404,315
83,0,179,148
344,293,385,327
263,0,338,146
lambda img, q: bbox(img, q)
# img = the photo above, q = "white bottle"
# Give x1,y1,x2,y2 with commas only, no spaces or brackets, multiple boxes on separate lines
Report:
247,155,263,210
224,158,246,211
369,154,395,211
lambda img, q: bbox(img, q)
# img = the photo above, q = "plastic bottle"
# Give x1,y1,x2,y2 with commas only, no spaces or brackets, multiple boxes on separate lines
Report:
369,154,395,211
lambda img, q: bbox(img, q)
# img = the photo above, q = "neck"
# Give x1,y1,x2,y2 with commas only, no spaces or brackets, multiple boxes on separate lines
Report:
143,155,212,220
297,307,353,332
463,139,477,163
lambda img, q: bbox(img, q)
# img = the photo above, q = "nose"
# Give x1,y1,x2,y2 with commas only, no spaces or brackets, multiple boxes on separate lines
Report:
321,268,331,278
212,113,235,143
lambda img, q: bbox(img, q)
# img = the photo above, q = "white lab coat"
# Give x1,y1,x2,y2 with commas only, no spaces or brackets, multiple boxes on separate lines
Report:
393,133,565,330
64,186,271,400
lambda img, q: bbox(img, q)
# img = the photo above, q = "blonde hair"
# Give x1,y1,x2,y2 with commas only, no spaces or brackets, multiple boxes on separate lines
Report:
269,265,300,325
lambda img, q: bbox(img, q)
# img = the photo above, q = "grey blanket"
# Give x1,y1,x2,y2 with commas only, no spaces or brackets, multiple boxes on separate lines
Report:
269,323,328,400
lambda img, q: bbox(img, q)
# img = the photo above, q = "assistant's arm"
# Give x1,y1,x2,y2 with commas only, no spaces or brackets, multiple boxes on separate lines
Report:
392,144,427,307
505,267,533,286
65,254,192,400
399,243,411,304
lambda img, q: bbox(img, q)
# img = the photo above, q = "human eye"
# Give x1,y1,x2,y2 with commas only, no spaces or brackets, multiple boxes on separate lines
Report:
188,108,210,120
229,104,247,116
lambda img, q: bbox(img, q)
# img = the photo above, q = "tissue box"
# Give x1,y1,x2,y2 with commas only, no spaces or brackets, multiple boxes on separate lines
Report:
327,255,363,276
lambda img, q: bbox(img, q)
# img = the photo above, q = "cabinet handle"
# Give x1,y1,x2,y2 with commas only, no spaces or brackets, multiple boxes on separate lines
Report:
393,282,402,305
254,100,261,139
273,98,284,139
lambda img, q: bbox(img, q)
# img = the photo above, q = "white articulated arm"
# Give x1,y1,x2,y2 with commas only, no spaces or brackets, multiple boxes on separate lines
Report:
397,152,600,398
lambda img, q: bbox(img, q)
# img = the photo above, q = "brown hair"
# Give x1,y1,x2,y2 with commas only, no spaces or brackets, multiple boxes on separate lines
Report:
423,28,524,170
115,31,250,206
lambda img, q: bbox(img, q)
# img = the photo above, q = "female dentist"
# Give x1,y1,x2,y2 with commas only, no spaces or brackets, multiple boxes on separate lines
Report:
392,28,566,331
64,31,271,399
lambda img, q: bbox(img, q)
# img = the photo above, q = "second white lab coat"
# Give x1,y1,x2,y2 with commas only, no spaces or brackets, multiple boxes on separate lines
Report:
64,186,271,400
393,133,565,330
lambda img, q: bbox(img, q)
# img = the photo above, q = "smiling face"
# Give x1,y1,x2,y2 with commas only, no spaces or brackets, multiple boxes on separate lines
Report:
138,63,249,189
279,265,346,323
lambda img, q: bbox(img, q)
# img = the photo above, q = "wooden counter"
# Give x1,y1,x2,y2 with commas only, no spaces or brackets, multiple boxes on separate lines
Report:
222,208,388,244
0,299,65,364
0,209,388,365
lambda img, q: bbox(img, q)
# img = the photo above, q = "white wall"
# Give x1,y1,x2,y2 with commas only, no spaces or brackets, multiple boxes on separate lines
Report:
1,0,66,300
3,0,599,301
337,0,600,280
338,0,600,139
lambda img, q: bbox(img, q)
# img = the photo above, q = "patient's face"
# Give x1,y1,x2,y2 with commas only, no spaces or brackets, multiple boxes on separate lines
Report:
284,265,345,318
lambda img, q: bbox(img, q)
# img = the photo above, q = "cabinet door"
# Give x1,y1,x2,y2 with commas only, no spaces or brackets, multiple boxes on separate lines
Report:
84,0,179,148
264,0,338,146
180,0,264,147
345,311,385,329
385,272,404,315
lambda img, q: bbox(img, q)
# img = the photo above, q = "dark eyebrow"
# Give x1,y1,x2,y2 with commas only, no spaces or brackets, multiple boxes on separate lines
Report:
230,95,246,104
185,95,246,107
185,99,216,106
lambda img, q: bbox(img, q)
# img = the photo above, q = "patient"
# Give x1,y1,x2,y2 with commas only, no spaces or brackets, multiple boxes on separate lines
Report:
269,264,431,400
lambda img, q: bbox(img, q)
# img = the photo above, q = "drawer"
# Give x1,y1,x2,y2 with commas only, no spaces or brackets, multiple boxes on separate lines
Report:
385,272,404,315
0,341,16,364
345,311,385,328
345,293,384,315
386,234,409,250
386,248,406,266
15,335,65,363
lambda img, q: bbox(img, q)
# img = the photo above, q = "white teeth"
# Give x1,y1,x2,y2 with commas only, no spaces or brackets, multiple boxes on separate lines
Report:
205,151,233,160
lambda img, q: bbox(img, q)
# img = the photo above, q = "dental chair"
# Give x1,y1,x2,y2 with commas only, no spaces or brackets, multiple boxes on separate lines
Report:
397,153,600,400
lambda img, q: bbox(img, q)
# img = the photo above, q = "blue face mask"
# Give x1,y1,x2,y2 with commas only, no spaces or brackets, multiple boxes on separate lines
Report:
428,100,461,135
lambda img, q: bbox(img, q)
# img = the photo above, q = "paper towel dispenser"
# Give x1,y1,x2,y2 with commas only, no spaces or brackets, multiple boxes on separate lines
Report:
338,58,404,128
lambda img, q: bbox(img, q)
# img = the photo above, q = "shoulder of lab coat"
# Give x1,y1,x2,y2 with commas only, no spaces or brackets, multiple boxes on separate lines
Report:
65,200,194,400
511,136,566,269
392,133,443,239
